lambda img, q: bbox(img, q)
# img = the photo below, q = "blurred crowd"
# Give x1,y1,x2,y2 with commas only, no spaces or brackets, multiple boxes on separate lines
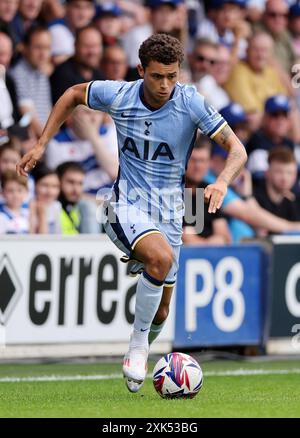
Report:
1,0,300,242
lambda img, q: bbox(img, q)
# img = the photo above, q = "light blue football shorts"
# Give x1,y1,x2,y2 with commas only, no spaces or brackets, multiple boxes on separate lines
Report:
103,201,182,286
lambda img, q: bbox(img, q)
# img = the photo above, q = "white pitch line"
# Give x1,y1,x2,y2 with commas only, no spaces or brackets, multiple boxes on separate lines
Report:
1,368,300,383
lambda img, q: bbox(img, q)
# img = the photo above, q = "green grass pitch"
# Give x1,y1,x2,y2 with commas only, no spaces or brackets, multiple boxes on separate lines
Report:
0,359,299,418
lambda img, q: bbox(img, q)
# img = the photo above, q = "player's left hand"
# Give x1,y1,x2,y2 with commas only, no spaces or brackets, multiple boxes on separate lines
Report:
204,180,228,214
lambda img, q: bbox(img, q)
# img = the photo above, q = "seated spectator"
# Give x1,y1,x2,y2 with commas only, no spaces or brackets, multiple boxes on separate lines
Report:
101,45,128,81
31,163,61,234
258,0,296,74
56,161,99,234
189,38,230,110
0,0,19,49
121,0,183,75
0,142,35,203
50,25,104,104
149,0,186,42
205,141,300,240
0,170,32,234
12,0,43,44
183,138,232,245
9,25,52,137
246,95,296,180
211,44,233,89
225,31,288,130
254,147,300,225
196,0,251,61
45,105,118,195
49,0,95,66
93,3,123,48
219,102,251,144
0,32,20,130
289,2,300,58
40,0,65,24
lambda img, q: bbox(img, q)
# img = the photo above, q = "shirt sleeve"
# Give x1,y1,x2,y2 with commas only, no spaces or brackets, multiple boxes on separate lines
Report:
187,86,227,139
86,80,126,112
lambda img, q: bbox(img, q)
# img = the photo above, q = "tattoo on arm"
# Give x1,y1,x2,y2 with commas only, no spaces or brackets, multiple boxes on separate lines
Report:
215,125,247,185
218,125,234,147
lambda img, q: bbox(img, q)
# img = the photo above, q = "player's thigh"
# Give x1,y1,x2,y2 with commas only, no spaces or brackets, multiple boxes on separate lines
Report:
103,202,160,256
133,232,174,267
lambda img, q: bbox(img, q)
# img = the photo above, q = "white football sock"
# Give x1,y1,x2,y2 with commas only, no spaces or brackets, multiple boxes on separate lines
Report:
148,320,167,345
131,271,164,348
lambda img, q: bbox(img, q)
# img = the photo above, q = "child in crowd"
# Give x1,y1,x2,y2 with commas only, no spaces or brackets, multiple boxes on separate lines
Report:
0,170,31,234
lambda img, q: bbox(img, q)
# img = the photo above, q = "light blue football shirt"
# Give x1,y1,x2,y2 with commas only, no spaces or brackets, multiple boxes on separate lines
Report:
86,79,227,222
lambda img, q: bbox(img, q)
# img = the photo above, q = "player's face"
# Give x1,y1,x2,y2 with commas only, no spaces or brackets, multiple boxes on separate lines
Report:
3,181,27,209
138,61,179,109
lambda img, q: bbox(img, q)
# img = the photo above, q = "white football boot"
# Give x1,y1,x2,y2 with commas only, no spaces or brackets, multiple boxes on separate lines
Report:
123,342,149,393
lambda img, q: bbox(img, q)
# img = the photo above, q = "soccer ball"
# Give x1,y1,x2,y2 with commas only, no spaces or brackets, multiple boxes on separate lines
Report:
152,352,203,399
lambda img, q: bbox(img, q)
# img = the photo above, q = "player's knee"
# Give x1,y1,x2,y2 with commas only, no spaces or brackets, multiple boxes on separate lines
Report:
147,249,174,279
154,304,169,324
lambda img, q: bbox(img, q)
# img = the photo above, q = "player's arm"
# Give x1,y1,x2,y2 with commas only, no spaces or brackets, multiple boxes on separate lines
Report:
16,83,88,177
204,125,247,213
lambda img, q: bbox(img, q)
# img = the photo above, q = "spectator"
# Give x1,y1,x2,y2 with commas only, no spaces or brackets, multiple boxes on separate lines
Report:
12,0,43,44
219,102,250,144
9,25,52,137
101,45,128,81
31,162,61,234
0,31,20,130
49,0,95,66
149,0,185,40
254,147,300,225
56,161,99,234
121,0,183,73
225,31,288,130
45,105,118,195
204,141,300,241
183,138,232,245
50,25,104,104
259,0,296,74
0,142,35,201
41,0,65,23
0,170,32,234
93,3,123,48
211,44,233,89
246,95,296,180
197,0,251,61
0,0,19,48
289,2,300,58
0,142,21,176
189,38,230,110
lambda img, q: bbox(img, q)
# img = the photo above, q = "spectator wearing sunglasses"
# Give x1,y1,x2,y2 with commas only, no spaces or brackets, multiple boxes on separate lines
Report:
246,95,297,182
225,31,288,131
189,38,230,110
257,0,296,74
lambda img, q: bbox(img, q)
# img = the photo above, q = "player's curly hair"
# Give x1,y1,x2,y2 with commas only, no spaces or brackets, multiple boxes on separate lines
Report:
139,33,184,69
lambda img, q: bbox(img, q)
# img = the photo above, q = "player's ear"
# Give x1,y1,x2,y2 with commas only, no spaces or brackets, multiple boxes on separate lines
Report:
137,64,145,78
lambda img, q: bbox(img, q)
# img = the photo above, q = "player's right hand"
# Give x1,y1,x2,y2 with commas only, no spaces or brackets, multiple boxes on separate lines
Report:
16,145,45,177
